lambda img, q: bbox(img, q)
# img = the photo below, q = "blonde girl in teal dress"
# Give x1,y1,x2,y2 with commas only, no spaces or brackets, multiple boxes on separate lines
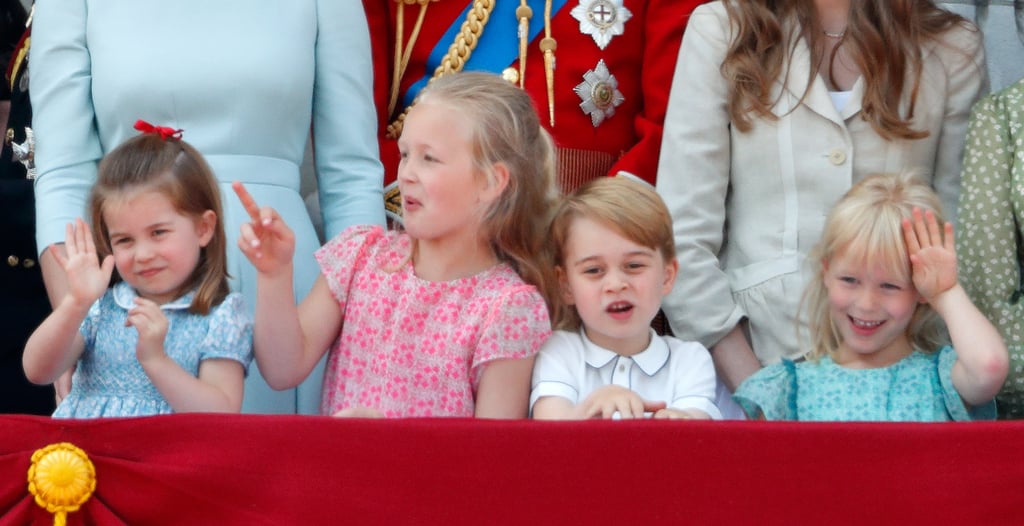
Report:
734,173,1008,421
23,125,253,417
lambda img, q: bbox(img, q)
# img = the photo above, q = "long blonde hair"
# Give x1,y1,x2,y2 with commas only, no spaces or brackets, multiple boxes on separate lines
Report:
721,0,972,140
548,177,675,331
90,133,229,315
415,72,560,309
803,172,948,359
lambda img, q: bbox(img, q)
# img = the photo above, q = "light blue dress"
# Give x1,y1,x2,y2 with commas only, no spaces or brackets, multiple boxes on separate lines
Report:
733,346,997,421
54,283,253,418
30,0,385,413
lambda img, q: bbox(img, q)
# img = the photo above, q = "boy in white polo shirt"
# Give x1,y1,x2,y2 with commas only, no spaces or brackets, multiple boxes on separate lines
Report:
531,177,722,419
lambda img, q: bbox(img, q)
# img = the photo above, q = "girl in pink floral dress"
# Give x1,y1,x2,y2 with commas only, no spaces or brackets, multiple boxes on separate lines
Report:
234,72,557,418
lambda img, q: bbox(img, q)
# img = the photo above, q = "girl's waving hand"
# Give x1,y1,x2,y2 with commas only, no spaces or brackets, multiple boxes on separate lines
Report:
902,208,957,303
903,208,1008,406
56,218,115,309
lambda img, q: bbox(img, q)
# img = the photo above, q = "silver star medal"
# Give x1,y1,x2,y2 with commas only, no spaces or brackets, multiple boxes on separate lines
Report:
11,127,37,179
574,60,624,127
570,0,632,50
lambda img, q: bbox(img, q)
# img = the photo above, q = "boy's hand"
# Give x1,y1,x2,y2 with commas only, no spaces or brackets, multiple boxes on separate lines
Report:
653,408,711,420
55,218,114,309
128,297,169,364
232,181,296,277
576,385,667,419
902,207,957,303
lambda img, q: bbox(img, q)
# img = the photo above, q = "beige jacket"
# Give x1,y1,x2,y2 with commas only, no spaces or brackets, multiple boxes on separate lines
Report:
657,1,986,364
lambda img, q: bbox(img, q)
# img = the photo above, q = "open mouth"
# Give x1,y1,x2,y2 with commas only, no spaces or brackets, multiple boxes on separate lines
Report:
850,316,883,328
606,301,634,314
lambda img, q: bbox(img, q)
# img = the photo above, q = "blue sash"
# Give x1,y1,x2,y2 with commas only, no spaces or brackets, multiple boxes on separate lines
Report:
403,0,571,107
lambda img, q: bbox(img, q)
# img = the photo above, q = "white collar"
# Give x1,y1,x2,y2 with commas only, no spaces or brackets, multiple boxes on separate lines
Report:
111,281,195,311
580,328,669,377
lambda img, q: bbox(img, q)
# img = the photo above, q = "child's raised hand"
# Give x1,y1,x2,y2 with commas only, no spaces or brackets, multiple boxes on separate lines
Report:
53,218,114,308
902,208,958,303
576,385,667,419
232,181,295,276
127,297,169,364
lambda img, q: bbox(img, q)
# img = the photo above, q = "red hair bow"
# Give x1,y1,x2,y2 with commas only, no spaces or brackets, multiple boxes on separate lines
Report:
134,119,183,140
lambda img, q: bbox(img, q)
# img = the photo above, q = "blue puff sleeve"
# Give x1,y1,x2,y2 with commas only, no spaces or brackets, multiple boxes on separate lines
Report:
733,360,798,420
199,293,254,373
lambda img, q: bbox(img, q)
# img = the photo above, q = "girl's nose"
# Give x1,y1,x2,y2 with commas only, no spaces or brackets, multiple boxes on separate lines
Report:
134,242,155,261
397,158,416,183
855,289,878,311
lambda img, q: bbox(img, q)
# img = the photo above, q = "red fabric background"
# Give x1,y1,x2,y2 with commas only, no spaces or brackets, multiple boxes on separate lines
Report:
0,414,1020,525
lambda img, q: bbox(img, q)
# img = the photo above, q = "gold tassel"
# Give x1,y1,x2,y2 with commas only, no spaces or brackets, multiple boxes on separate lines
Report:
516,2,533,88
540,0,556,126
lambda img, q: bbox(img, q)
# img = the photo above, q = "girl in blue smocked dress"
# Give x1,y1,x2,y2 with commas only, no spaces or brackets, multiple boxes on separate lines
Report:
23,123,253,417
734,173,1008,421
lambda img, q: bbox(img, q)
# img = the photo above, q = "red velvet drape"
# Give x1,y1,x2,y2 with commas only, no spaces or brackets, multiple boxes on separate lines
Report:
1,414,1020,525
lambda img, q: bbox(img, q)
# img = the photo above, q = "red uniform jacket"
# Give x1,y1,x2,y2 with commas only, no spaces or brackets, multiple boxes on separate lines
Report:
364,0,705,217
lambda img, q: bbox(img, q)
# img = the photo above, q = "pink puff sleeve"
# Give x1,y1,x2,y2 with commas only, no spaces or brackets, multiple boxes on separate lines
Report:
469,283,551,387
314,225,390,309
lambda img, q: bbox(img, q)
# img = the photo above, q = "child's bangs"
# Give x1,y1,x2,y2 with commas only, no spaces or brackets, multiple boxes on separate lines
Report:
832,205,911,281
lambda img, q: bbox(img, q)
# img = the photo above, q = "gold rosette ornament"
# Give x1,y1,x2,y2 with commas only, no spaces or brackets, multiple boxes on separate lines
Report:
27,443,96,526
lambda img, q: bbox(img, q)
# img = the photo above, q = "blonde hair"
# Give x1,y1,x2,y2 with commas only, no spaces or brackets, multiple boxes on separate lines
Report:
721,0,972,140
415,72,560,310
803,172,948,359
90,133,229,314
548,177,675,330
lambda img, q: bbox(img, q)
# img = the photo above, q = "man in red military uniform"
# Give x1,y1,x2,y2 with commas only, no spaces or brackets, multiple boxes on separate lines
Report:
364,0,706,220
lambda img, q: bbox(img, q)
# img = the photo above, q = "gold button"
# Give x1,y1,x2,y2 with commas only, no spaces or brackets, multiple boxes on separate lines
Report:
23,258,36,269
501,67,520,84
7,255,18,267
828,148,847,166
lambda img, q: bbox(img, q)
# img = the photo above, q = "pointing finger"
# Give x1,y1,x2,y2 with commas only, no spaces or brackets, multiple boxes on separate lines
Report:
232,181,262,223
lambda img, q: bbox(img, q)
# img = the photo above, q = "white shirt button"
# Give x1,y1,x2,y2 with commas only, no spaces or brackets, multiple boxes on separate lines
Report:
828,148,847,165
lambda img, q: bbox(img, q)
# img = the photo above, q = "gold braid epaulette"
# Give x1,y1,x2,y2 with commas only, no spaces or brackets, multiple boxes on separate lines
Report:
385,0,496,139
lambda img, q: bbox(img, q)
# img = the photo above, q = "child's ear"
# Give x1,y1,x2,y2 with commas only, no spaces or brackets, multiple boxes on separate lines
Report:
196,210,217,248
555,266,575,305
480,162,511,205
661,258,679,296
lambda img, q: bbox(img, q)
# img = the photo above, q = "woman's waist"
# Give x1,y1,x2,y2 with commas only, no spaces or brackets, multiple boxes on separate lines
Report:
204,155,301,192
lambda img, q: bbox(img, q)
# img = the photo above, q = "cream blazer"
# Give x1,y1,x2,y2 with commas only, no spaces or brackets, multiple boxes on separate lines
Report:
657,1,987,364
